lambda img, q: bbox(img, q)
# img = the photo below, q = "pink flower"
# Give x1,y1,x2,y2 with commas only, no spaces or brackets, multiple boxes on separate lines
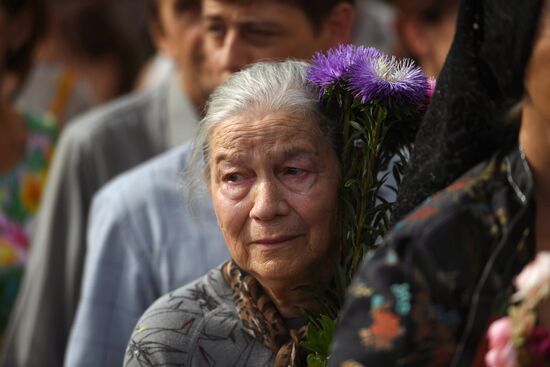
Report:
486,318,517,367
0,214,29,249
488,318,513,349
513,252,550,304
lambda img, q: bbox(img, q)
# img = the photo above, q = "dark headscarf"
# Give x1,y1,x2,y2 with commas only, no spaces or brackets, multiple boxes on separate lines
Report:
393,0,545,221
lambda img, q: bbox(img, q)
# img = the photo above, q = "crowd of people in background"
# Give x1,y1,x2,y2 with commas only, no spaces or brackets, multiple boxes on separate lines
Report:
1,0,548,366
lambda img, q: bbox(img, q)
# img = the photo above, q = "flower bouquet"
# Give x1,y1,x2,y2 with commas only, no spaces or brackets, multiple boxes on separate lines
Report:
486,252,550,367
301,45,432,366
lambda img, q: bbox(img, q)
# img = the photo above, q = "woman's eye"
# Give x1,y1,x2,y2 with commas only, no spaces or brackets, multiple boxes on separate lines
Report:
205,23,226,40
280,166,315,192
285,167,303,176
223,173,243,182
283,167,310,178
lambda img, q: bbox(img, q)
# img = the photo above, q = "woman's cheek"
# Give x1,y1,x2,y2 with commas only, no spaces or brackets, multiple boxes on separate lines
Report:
218,197,252,265
215,187,251,231
218,176,254,201
281,172,317,194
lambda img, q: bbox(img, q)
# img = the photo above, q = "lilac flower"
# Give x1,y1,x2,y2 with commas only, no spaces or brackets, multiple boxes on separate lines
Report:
307,45,381,93
348,54,430,108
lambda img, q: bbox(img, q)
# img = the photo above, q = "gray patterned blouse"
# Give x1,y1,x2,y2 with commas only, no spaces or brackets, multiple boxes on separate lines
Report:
123,267,275,366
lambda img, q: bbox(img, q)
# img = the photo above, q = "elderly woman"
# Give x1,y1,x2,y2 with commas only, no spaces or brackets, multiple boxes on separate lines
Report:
330,0,550,366
124,60,341,366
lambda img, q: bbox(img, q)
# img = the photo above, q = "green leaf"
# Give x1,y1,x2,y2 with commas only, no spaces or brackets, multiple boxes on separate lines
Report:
301,314,336,366
305,55,425,367
306,353,327,367
349,120,366,134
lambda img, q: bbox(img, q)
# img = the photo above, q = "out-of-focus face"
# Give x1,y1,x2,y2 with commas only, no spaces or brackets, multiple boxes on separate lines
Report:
154,0,217,106
427,9,457,77
208,110,341,287
396,2,458,78
202,0,337,86
524,5,550,122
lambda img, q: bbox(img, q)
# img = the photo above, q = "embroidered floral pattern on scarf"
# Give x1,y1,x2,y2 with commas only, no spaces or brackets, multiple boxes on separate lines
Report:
330,147,536,367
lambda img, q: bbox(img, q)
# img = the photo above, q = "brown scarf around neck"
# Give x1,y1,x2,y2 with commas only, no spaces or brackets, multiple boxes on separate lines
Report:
222,260,307,367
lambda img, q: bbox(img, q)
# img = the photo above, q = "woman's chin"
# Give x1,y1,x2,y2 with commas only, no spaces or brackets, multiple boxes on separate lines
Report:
249,257,303,282
248,256,327,288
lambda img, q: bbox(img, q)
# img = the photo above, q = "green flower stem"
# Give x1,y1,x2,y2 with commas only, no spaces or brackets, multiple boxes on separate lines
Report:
351,106,384,273
342,92,351,142
304,46,428,367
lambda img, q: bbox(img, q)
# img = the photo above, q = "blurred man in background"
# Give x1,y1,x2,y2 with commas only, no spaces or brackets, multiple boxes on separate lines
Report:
0,0,215,366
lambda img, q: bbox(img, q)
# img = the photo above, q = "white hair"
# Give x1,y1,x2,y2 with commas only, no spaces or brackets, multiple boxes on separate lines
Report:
185,60,341,205
190,60,339,180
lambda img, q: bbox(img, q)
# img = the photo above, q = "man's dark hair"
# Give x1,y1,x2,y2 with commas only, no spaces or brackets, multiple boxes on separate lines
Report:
146,0,202,27
2,0,45,86
207,0,354,34
393,0,460,24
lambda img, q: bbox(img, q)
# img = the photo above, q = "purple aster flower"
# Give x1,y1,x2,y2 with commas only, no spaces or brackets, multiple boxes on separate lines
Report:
307,44,381,93
348,54,430,108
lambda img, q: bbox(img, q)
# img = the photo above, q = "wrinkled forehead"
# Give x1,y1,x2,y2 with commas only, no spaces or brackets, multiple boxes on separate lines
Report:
213,110,320,141
208,111,327,159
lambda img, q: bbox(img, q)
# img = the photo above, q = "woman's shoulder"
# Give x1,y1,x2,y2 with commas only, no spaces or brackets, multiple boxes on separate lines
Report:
390,149,517,245
124,266,274,366
134,267,234,327
332,151,533,366
365,147,531,303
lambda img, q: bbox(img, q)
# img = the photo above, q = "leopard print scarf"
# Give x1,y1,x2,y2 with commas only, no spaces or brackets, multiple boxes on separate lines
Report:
222,261,307,367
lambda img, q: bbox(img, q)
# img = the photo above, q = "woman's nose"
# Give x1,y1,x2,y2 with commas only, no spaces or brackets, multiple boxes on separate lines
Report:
249,180,290,221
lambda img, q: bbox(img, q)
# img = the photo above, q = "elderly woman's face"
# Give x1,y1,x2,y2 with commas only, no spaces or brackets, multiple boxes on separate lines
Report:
208,111,340,286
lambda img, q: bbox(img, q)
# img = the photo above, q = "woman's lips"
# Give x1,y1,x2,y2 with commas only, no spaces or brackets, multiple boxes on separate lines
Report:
252,235,301,247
